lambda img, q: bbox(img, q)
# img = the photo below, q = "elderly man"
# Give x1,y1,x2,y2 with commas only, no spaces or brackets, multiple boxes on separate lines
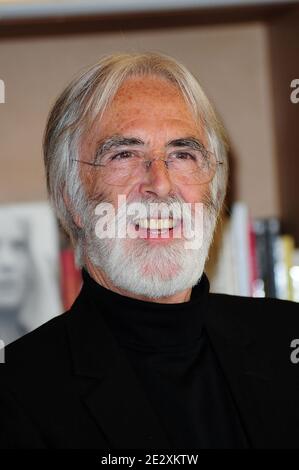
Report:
0,52,298,450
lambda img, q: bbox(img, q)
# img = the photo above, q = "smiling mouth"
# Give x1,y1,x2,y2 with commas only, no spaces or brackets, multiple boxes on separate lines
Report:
132,218,182,239
134,218,179,230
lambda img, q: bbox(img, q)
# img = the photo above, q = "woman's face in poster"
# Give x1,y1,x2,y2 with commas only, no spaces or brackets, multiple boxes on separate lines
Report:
0,216,31,311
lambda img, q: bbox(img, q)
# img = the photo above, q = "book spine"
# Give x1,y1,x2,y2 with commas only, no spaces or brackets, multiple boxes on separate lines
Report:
252,219,267,297
265,218,280,298
291,249,299,302
275,235,295,300
248,219,260,297
60,248,82,311
230,202,251,296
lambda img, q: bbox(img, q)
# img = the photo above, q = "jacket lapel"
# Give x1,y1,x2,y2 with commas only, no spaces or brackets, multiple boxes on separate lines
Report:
204,296,279,448
65,287,171,449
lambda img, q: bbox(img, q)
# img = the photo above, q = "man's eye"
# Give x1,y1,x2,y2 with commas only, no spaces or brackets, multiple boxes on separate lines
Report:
173,152,196,160
110,151,133,161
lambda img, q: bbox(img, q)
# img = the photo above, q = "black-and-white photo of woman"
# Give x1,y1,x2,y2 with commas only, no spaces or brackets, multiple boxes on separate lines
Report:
0,202,62,345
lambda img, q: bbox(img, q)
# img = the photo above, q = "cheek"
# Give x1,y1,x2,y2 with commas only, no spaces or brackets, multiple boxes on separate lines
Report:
179,183,211,225
82,170,116,205
178,183,207,204
81,168,99,197
83,178,135,227
117,182,143,205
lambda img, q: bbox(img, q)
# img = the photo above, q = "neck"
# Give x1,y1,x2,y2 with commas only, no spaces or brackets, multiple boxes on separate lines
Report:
85,258,192,304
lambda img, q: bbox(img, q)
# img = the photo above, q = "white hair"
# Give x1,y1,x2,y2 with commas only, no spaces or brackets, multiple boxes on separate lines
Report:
43,52,229,267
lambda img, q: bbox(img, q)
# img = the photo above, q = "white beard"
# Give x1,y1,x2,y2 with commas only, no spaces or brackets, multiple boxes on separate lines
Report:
82,195,217,299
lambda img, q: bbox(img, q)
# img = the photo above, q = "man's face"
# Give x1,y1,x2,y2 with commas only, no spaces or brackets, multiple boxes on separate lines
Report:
82,76,208,211
78,76,217,298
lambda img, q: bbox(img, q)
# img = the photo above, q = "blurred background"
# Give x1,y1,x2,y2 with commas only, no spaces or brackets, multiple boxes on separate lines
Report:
0,0,299,342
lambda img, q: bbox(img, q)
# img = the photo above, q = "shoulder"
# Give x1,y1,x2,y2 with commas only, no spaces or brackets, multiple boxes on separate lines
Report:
0,309,69,378
206,292,299,340
208,291,299,317
0,308,81,449
205,294,299,391
0,308,76,428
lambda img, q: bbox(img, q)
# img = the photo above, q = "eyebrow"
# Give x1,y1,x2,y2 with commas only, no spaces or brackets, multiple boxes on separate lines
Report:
94,135,207,161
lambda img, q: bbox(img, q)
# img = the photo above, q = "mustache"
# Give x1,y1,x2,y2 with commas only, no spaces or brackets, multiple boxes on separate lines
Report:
115,195,191,228
85,192,217,232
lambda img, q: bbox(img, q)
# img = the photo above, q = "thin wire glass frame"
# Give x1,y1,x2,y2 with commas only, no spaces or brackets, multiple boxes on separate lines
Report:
71,151,223,186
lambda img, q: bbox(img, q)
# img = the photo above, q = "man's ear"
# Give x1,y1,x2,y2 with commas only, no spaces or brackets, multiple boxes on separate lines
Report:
63,189,83,229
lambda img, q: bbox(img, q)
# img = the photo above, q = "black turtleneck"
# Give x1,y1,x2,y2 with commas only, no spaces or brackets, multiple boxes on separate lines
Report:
82,268,249,449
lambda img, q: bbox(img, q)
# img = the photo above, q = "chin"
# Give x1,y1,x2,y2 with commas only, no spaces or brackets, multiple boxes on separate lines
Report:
113,264,205,299
85,213,212,299
102,244,206,299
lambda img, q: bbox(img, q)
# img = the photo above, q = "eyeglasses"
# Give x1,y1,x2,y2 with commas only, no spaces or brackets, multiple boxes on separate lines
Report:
71,148,223,186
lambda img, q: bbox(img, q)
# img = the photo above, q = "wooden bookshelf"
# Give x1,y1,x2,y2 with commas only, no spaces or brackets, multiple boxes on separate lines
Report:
0,2,298,239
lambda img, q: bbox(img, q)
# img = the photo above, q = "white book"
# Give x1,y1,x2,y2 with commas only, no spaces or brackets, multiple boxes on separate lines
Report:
230,202,251,297
206,216,238,296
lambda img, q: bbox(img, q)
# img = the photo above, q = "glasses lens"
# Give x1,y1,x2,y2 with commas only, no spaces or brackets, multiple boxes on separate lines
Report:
169,151,217,185
102,155,141,186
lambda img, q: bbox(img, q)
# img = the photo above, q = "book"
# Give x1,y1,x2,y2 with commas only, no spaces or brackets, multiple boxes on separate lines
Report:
0,201,63,345
58,224,82,312
208,203,298,301
60,247,82,311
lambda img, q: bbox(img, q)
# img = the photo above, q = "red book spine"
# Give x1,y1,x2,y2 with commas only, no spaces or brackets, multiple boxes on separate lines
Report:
60,248,82,311
249,219,258,297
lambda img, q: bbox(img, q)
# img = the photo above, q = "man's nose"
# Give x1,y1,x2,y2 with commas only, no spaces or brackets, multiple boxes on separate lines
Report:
139,158,173,198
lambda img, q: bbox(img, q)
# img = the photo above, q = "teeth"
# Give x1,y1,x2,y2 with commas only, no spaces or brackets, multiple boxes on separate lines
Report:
136,218,175,230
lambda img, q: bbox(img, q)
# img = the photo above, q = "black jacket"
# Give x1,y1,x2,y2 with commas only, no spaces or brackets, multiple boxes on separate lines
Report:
0,276,299,449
